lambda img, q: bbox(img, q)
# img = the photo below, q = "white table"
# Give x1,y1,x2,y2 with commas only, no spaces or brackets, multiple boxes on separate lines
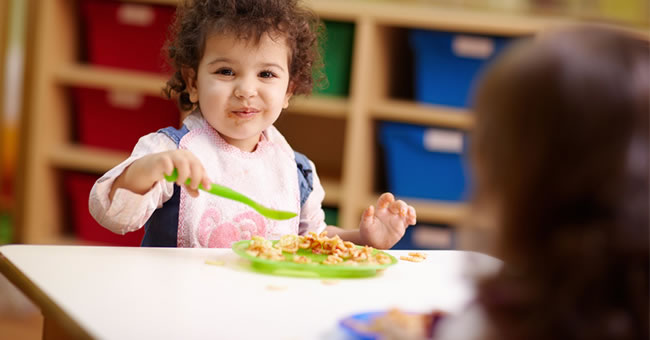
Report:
0,245,500,340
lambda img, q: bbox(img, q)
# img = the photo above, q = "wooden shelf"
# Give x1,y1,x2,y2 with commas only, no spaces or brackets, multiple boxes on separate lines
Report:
56,64,349,118
55,64,168,97
49,144,129,174
286,95,349,118
371,99,474,130
105,0,649,35
310,0,561,34
310,0,649,36
364,195,469,225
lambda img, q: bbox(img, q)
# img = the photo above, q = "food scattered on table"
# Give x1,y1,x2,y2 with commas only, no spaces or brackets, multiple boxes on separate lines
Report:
292,255,312,264
245,232,393,266
400,252,427,262
266,284,288,291
204,260,225,266
321,279,340,285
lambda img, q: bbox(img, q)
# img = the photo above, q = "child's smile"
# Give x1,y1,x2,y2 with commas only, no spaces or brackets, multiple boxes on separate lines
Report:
229,106,260,120
185,31,293,152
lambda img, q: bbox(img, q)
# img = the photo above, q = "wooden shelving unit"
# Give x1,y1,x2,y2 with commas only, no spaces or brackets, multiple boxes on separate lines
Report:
0,0,10,214
20,0,648,244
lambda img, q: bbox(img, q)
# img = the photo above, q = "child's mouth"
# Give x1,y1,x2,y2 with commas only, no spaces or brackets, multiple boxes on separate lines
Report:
230,108,259,119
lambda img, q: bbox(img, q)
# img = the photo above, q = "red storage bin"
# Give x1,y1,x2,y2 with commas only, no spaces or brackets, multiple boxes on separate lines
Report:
64,172,144,246
79,0,176,73
72,87,179,152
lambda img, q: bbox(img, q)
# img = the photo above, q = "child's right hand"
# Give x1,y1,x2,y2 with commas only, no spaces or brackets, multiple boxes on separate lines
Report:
109,150,211,200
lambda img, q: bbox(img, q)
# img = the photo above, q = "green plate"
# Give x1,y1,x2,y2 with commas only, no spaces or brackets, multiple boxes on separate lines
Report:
232,240,397,278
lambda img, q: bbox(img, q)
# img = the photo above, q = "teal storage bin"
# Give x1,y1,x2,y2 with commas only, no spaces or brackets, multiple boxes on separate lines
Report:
316,21,354,96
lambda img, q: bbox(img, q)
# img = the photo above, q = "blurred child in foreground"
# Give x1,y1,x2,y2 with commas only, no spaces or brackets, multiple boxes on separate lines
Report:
433,25,649,340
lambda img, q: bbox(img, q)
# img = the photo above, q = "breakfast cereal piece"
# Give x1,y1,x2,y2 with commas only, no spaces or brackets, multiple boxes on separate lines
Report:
408,252,427,260
400,255,425,263
292,255,312,264
275,234,300,253
375,253,393,264
322,254,344,265
321,280,339,285
341,260,359,266
204,260,225,266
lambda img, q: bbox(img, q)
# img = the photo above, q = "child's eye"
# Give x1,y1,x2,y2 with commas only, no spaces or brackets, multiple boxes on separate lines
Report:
215,68,234,76
259,71,276,78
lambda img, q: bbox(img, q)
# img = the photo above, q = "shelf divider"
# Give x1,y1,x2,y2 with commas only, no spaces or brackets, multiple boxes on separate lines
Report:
371,99,474,130
49,144,129,174
55,64,168,96
56,64,350,118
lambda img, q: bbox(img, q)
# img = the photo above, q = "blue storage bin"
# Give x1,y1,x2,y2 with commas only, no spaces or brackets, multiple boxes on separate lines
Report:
409,29,512,108
379,122,470,201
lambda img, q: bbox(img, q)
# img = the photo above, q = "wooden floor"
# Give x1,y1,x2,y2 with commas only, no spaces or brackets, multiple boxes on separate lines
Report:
0,274,42,340
0,312,42,340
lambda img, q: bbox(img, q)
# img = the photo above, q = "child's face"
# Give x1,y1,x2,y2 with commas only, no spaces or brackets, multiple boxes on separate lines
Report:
185,31,293,151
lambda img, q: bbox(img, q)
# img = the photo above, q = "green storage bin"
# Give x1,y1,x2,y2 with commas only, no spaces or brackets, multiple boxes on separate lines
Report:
323,207,339,226
0,212,12,244
316,21,354,96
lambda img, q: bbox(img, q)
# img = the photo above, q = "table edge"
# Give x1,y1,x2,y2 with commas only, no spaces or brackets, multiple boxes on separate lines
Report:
0,249,94,340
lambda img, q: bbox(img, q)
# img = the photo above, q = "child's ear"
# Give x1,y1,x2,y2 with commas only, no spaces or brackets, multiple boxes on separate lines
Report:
181,67,199,103
283,81,295,109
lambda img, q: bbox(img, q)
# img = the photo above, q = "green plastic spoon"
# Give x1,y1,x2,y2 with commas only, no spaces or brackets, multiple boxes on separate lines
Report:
164,169,297,221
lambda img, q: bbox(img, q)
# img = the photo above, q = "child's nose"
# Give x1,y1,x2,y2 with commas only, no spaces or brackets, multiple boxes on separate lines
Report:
234,78,257,99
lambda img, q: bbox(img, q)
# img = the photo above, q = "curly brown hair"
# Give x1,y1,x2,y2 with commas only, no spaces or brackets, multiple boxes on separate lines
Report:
470,25,649,340
162,0,323,111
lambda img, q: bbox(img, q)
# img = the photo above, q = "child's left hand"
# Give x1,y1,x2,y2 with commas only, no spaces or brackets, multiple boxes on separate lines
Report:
359,193,417,249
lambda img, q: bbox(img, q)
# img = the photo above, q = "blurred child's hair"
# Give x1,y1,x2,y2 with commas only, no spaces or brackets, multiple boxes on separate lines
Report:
163,0,323,111
471,25,649,340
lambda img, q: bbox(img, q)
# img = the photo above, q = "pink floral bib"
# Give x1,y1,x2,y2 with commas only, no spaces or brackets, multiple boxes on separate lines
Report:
177,124,300,248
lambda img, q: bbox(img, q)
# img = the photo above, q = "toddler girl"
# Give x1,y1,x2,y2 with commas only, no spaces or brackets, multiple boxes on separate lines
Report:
89,0,416,248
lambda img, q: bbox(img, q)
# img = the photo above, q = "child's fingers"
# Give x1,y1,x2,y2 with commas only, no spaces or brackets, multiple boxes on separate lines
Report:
161,157,175,179
201,176,212,190
377,193,395,210
188,163,204,190
388,200,408,217
185,186,200,198
361,205,375,224
175,161,191,187
407,206,417,225
195,165,211,190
